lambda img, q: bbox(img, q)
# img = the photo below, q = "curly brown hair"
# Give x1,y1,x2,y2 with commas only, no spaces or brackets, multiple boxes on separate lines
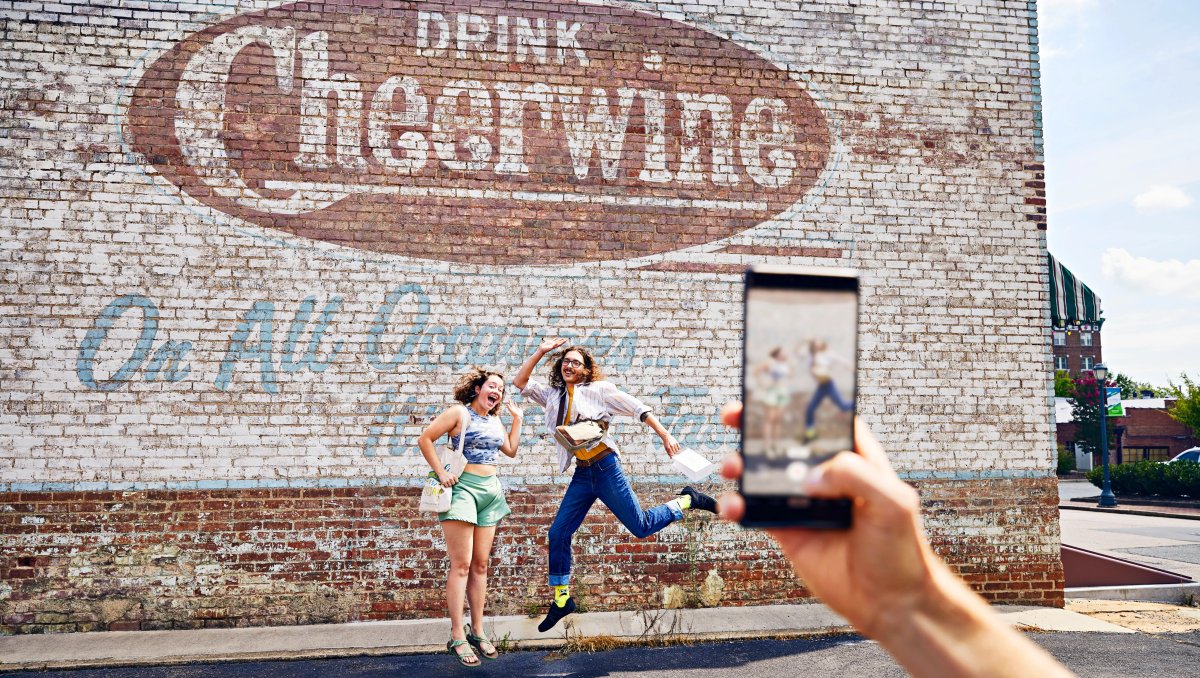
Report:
548,345,604,389
452,368,505,415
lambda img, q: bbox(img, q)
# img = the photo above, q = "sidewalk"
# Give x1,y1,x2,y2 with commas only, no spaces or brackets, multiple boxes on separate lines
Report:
0,603,1131,672
1061,502,1200,521
1058,479,1200,521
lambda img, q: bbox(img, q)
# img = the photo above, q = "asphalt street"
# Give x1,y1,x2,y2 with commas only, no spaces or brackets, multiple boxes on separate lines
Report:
3,632,1199,678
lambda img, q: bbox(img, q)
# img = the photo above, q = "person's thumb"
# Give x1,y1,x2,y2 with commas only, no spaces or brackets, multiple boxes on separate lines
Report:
802,451,920,518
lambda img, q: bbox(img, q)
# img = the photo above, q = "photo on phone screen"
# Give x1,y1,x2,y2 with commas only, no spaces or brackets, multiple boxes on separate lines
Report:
740,266,858,527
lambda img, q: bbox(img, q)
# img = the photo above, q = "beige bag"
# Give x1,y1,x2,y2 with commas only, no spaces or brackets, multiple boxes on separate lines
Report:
419,407,469,512
554,419,608,458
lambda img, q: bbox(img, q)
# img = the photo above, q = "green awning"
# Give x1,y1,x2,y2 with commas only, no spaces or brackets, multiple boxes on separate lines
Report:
1048,252,1103,326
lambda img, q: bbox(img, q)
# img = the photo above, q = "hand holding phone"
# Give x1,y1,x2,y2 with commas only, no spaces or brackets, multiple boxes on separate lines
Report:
740,265,859,527
716,407,1075,678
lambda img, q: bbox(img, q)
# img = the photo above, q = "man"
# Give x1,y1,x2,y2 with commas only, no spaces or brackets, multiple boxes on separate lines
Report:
514,337,718,632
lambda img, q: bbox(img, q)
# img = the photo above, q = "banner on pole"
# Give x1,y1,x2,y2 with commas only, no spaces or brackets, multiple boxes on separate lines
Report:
1106,386,1125,417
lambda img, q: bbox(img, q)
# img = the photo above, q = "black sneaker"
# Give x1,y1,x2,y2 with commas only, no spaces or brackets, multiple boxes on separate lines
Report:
679,486,718,514
538,596,576,632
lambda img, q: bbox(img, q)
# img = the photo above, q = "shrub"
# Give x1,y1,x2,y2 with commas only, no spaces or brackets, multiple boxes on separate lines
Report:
1164,461,1200,497
1056,445,1076,476
1086,460,1200,498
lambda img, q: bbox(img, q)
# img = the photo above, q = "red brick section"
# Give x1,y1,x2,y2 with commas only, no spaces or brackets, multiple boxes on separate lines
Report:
917,477,1065,607
1058,401,1200,464
1114,404,1200,462
0,477,1063,633
1025,163,1048,230
1051,324,1103,378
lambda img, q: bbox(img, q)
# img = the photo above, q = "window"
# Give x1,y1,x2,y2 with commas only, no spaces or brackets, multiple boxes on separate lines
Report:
1053,331,1066,346
1080,332,1093,347
1054,356,1068,371
1125,447,1171,463
1082,356,1094,370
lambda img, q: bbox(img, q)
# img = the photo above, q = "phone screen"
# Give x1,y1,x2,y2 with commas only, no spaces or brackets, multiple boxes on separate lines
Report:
741,267,858,520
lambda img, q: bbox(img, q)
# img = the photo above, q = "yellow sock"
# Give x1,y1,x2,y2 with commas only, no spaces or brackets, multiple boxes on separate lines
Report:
553,585,570,607
676,494,692,511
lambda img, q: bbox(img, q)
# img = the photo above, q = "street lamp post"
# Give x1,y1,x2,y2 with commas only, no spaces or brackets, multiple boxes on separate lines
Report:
1094,363,1117,507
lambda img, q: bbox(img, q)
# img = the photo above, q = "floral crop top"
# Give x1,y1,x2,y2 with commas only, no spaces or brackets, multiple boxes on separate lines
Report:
449,408,506,465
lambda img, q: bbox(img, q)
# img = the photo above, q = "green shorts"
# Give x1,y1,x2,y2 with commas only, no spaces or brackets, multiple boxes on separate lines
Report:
438,472,511,527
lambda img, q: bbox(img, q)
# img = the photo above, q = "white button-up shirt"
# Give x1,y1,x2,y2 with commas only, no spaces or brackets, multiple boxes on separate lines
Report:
520,378,652,473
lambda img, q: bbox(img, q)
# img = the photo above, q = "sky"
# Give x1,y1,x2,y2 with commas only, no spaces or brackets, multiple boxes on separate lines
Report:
1038,0,1200,387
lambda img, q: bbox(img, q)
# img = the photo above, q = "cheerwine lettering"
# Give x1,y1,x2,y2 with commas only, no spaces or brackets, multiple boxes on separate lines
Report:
129,1,832,264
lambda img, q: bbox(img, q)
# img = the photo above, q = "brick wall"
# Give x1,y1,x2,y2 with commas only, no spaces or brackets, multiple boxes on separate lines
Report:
1051,324,1103,377
1059,400,1200,465
1,0,1062,633
1117,402,1199,462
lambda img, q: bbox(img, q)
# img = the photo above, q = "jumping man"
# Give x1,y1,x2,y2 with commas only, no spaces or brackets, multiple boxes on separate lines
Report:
514,337,718,632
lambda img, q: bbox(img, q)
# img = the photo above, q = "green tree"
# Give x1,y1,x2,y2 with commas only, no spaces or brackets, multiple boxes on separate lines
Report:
1112,372,1166,400
1069,375,1116,461
1166,372,1200,438
1054,370,1075,397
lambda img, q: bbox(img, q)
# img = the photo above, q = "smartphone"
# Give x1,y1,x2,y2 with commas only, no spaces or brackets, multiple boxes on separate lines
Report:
740,265,859,528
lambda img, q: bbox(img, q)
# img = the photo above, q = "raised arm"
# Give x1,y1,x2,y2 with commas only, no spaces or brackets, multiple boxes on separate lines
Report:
417,404,465,487
500,400,524,458
513,336,566,390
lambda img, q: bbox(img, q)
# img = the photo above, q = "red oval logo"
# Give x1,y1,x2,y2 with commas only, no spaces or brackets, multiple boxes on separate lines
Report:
128,1,832,265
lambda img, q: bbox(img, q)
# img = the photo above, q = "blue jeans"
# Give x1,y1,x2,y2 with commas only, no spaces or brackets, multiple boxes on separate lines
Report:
548,453,683,586
805,379,853,429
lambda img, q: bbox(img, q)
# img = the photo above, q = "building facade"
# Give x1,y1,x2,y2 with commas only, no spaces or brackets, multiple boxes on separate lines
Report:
1048,253,1103,378
1,0,1062,633
1056,398,1200,469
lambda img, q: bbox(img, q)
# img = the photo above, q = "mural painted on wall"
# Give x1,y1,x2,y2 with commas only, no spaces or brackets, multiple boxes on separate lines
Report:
126,0,833,264
74,287,736,460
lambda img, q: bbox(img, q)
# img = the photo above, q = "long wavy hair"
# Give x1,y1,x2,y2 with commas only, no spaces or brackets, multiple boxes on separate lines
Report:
452,368,505,415
548,345,604,389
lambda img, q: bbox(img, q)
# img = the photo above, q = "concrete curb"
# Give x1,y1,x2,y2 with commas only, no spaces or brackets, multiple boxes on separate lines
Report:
1067,583,1200,605
996,606,1135,634
1059,504,1200,521
0,603,1125,672
1067,495,1200,511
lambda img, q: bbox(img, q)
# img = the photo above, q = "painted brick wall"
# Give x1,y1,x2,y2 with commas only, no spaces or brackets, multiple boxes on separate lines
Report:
1,0,1062,633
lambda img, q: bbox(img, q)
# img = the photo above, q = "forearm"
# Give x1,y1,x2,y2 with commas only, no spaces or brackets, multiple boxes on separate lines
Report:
513,349,546,390
504,419,523,457
876,559,1073,678
642,412,670,439
417,436,441,472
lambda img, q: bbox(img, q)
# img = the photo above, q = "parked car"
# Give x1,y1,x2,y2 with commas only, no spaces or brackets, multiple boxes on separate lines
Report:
1164,447,1200,464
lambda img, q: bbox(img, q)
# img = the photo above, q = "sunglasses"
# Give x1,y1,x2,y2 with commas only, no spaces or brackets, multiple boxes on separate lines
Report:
561,358,585,368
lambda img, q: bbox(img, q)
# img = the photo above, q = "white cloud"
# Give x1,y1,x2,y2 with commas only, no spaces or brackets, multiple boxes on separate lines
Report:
1133,185,1194,212
1038,0,1098,29
1101,248,1200,298
1037,0,1097,59
1044,109,1200,213
1100,306,1200,385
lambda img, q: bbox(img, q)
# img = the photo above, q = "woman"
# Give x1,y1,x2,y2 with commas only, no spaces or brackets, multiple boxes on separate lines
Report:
753,346,792,457
418,368,523,667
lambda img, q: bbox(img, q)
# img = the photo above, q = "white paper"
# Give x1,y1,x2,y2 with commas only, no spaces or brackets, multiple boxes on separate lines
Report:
671,447,717,482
